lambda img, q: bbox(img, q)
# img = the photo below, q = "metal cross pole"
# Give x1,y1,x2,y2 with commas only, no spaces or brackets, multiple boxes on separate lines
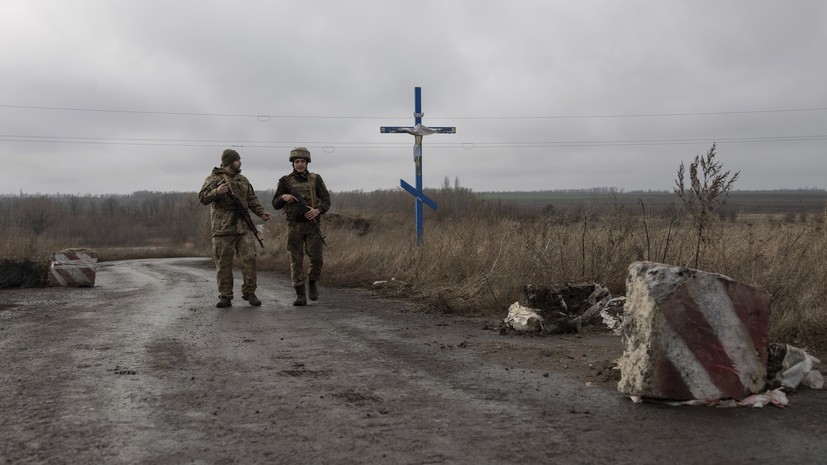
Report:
380,87,456,245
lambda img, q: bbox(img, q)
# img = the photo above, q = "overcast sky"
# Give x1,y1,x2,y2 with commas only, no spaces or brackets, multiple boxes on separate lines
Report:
2,0,825,196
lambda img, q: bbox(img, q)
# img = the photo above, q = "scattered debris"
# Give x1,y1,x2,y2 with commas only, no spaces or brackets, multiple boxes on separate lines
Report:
501,282,625,334
598,297,626,335
504,303,544,332
737,389,789,408
370,277,409,297
629,388,790,408
767,343,824,390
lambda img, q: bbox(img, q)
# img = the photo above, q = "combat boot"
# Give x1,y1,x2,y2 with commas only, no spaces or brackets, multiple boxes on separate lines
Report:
216,297,232,308
293,285,307,306
242,293,262,307
308,281,319,301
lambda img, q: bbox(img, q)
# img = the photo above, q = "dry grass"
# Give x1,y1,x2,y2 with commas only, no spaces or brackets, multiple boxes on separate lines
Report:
261,208,827,355
0,226,62,264
3,203,826,355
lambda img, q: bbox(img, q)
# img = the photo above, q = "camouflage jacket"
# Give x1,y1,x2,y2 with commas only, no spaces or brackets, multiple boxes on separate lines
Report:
272,171,331,222
199,167,267,236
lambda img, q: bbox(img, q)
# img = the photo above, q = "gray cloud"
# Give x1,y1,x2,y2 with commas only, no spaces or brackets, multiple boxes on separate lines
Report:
2,0,826,195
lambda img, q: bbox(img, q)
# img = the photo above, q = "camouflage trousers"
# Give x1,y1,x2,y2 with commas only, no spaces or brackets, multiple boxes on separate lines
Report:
286,221,324,288
213,233,258,300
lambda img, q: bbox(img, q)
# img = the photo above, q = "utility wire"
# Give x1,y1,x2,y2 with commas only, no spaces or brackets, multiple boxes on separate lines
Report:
445,107,827,119
0,104,398,120
1,133,825,149
2,103,827,120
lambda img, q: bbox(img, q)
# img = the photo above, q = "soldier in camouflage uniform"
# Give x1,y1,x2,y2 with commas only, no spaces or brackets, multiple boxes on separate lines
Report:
199,149,271,308
272,147,331,306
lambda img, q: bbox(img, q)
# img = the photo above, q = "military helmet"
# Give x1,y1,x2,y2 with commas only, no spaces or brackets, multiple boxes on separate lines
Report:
221,148,240,166
289,147,311,163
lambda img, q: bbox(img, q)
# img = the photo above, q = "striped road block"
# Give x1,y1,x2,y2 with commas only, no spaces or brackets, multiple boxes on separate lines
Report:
617,261,771,401
48,248,98,287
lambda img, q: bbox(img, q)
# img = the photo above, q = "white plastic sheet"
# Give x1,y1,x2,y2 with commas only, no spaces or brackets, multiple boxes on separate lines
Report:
504,302,544,332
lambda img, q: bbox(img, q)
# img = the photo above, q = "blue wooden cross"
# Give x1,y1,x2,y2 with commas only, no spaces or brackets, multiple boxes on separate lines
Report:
381,87,456,245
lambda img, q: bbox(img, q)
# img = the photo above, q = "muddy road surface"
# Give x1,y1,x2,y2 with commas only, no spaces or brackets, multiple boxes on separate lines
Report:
2,258,826,464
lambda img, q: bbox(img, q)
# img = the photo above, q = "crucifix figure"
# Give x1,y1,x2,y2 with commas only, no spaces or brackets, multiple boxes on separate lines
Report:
380,87,456,245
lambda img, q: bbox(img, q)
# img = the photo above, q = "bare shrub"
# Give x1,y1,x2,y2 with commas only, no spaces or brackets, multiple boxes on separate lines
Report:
674,143,740,268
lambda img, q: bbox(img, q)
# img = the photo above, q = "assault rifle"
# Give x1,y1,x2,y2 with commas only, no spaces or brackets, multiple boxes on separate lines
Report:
278,176,327,246
219,180,265,248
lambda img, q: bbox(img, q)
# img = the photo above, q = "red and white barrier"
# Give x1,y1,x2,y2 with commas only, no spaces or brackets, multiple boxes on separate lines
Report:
617,261,771,401
48,248,98,287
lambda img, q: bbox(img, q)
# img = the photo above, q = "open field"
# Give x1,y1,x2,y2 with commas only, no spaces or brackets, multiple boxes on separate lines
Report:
2,188,826,356
479,189,827,216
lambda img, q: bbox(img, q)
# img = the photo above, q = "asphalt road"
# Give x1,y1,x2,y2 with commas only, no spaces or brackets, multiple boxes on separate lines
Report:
1,258,825,464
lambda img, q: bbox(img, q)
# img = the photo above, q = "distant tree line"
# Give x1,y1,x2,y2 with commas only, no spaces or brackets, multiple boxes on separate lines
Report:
480,187,827,218
0,191,212,252
1,176,824,260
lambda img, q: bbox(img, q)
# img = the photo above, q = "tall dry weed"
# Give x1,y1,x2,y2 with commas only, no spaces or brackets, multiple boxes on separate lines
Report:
0,226,60,262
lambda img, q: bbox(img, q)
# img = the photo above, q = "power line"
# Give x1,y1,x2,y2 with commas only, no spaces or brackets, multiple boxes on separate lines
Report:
2,133,825,149
446,107,827,119
0,104,401,120
2,103,827,120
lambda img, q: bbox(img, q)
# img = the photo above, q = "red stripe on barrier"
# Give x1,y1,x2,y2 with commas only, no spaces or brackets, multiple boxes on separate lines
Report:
655,353,693,400
49,265,95,286
661,284,746,399
722,280,771,366
52,253,97,264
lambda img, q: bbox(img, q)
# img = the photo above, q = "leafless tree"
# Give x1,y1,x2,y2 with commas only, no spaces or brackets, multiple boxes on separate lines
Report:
19,197,54,237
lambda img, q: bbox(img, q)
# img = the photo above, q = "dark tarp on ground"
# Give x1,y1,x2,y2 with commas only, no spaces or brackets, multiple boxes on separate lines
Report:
0,260,47,288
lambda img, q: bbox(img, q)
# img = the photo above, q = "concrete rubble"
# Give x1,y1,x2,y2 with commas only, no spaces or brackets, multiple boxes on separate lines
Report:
503,282,625,334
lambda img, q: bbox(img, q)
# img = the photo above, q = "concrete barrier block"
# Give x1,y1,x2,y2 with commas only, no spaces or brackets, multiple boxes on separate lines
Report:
617,261,771,401
48,248,98,287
